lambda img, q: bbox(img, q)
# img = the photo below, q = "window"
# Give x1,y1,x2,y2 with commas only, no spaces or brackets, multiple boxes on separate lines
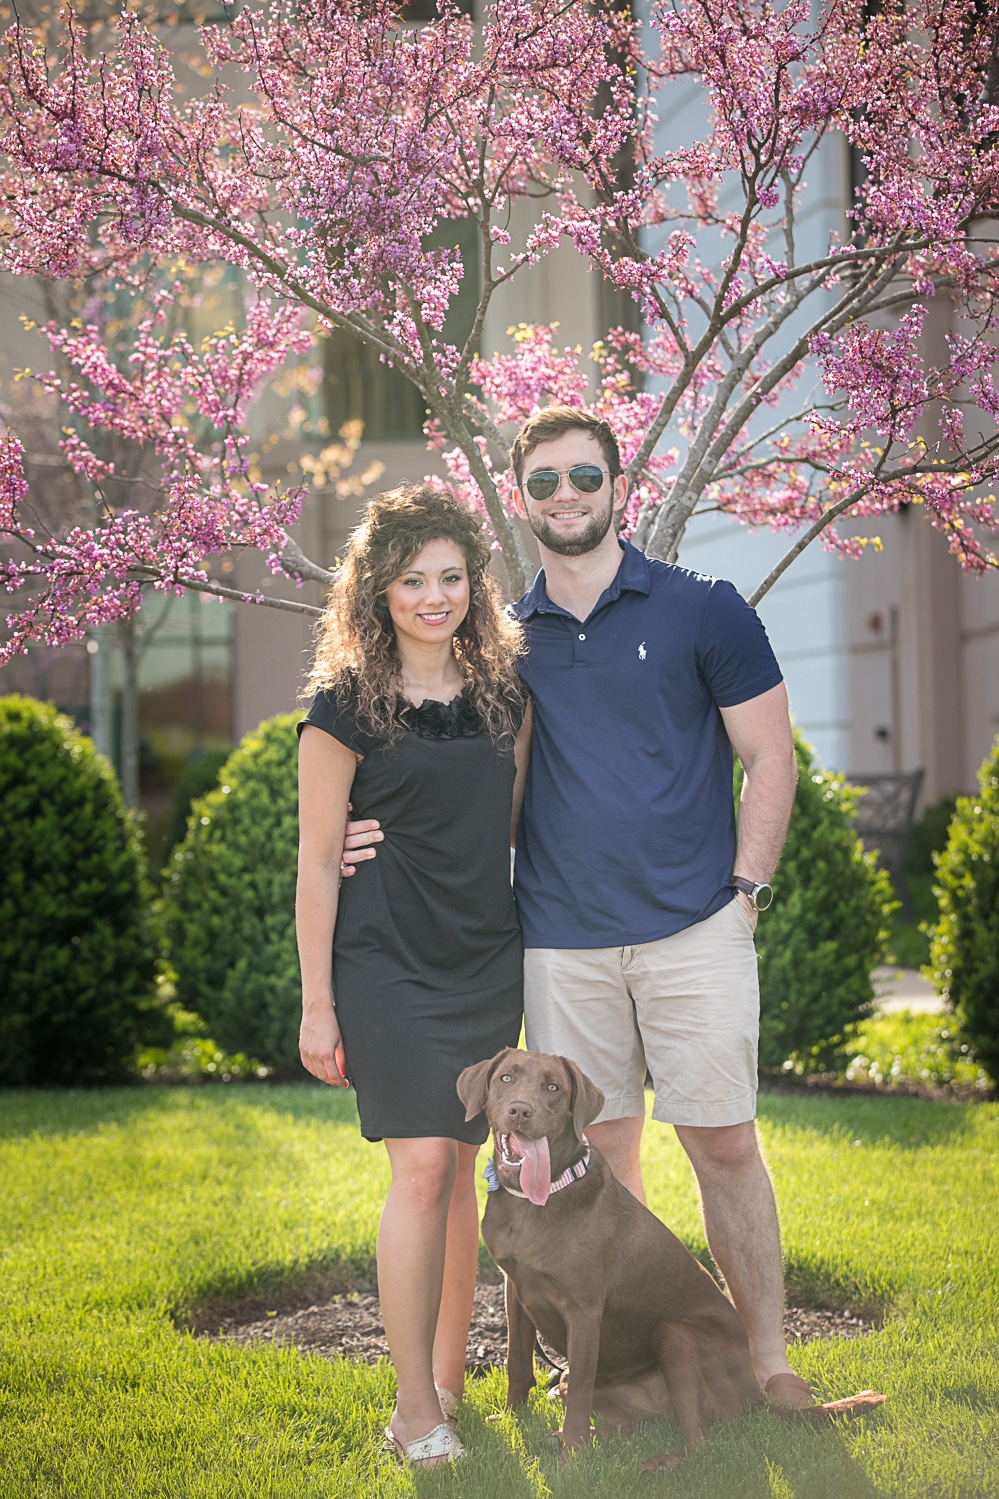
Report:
324,214,481,440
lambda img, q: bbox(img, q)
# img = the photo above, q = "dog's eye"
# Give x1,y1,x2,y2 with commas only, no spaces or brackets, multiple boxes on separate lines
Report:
547,1083,559,1092
500,1074,512,1083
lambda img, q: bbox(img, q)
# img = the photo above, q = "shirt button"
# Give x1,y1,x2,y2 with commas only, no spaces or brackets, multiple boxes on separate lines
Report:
578,632,586,641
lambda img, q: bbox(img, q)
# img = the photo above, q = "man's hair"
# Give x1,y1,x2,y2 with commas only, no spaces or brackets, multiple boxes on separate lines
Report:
510,406,623,488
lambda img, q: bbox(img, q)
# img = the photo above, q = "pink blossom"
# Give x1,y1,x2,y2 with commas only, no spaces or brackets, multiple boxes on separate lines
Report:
0,0,997,651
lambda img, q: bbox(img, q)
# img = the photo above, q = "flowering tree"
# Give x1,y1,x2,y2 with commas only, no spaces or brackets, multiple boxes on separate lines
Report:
1,0,998,664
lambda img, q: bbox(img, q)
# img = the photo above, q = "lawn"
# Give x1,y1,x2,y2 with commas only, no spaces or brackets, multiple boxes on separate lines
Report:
1,1083,997,1499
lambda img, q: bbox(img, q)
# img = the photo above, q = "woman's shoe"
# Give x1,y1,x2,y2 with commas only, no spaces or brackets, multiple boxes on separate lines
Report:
435,1385,461,1422
384,1421,466,1467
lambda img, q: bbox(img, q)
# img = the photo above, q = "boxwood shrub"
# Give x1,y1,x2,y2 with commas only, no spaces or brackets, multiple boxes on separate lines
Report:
161,746,232,864
926,737,999,1085
161,714,301,1070
746,733,896,1072
0,695,159,1085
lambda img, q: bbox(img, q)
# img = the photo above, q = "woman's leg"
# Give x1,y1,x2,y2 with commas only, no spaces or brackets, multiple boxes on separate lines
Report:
379,1136,457,1451
432,1141,481,1399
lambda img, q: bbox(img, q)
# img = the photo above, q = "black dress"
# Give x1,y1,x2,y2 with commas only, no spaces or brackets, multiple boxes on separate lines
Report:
298,683,524,1142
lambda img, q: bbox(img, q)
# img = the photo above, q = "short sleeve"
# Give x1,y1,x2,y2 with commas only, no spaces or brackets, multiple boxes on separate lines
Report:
697,580,783,708
298,682,375,753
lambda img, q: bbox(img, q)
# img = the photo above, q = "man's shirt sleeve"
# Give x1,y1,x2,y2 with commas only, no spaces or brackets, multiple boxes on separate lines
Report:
696,579,784,709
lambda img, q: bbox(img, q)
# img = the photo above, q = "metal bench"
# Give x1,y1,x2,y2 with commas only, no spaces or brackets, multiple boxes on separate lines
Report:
848,769,924,915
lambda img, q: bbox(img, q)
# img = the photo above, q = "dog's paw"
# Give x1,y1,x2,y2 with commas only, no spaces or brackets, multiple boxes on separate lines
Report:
545,1425,596,1452
643,1452,683,1472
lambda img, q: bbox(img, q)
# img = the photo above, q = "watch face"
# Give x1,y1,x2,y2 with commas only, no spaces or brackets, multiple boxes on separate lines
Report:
753,883,774,911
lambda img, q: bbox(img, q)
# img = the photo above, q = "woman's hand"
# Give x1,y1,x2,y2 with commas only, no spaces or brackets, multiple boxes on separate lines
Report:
300,1001,350,1087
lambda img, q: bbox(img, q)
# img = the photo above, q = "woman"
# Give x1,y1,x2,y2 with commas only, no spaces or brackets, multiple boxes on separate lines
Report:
296,484,530,1468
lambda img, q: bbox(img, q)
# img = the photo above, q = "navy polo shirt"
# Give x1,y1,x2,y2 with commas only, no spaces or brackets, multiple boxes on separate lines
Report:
510,540,783,949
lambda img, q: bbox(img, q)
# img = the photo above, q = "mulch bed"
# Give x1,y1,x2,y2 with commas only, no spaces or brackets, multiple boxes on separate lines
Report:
205,1283,876,1375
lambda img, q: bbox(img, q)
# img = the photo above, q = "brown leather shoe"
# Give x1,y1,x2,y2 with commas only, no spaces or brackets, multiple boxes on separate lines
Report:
765,1372,818,1410
765,1374,887,1423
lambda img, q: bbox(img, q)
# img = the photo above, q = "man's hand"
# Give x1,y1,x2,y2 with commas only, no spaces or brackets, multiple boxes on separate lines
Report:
733,889,759,931
340,808,383,877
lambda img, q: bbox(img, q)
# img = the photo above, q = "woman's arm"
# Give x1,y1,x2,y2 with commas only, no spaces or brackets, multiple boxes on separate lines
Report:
296,725,358,1086
511,698,533,847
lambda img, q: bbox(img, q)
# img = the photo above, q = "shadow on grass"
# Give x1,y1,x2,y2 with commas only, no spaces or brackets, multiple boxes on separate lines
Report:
180,1243,506,1338
180,1259,377,1334
758,1085,982,1148
1,1078,982,1148
0,1078,362,1140
0,1084,182,1139
409,1387,889,1499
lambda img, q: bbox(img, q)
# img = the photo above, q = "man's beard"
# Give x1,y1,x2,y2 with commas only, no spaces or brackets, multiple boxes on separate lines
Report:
525,497,616,557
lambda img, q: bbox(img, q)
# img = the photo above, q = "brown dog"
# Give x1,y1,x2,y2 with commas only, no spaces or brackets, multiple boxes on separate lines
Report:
457,1046,763,1456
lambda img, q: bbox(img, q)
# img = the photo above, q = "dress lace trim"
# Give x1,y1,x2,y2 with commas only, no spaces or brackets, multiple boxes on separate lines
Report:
396,691,481,740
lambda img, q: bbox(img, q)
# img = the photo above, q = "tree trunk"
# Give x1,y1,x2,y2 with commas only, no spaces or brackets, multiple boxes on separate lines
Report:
119,617,140,809
87,626,115,765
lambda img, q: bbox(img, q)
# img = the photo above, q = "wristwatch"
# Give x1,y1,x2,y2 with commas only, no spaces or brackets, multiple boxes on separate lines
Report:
731,875,774,912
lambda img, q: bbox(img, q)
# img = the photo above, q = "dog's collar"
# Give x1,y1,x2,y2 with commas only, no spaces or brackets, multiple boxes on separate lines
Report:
483,1138,591,1201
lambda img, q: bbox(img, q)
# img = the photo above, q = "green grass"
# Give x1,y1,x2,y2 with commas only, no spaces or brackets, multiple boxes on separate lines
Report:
1,1085,997,1498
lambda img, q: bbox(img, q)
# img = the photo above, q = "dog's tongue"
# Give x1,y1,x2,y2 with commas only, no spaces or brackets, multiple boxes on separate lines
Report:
510,1131,551,1205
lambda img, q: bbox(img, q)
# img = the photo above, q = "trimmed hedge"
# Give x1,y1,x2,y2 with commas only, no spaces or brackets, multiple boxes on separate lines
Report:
926,738,999,1085
749,734,895,1071
160,715,301,1070
0,695,159,1085
161,747,232,863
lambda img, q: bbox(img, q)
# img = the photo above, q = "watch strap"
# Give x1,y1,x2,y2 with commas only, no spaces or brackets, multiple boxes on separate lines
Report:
731,875,774,911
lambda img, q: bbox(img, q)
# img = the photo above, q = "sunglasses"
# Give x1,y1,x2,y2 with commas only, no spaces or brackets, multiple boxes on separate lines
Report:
523,464,612,502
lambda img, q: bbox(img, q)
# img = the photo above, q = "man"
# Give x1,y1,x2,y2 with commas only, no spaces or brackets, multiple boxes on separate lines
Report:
343,405,811,1408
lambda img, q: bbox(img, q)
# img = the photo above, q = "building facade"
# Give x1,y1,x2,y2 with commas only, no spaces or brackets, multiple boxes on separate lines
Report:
1,0,996,821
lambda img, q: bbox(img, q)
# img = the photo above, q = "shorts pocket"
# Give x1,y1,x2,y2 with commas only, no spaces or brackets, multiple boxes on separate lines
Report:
731,897,759,937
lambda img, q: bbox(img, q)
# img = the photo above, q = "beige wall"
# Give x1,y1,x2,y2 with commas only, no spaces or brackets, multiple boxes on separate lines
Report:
482,194,602,386
841,277,999,805
845,508,999,805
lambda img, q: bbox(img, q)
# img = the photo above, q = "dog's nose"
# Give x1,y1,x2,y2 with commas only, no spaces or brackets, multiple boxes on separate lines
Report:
506,1100,534,1129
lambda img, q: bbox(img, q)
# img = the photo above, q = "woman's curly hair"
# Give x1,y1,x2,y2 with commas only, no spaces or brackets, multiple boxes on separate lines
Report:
305,484,525,746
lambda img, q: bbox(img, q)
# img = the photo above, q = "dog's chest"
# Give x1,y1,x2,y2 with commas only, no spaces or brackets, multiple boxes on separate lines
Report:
481,1180,617,1289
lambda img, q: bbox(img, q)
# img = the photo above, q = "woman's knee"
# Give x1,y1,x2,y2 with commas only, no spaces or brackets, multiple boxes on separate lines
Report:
386,1138,458,1211
453,1142,480,1191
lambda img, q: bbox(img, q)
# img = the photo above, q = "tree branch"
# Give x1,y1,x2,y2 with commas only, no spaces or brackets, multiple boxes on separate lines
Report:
747,487,872,607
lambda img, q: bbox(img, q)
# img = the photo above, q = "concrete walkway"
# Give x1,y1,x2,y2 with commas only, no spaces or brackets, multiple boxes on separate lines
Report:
871,965,942,1014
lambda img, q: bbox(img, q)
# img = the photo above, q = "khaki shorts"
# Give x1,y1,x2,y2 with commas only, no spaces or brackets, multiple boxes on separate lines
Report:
523,899,760,1129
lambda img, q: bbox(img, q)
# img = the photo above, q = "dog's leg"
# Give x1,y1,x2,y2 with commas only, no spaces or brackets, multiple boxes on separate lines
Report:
559,1310,603,1450
504,1277,538,1409
651,1320,711,1455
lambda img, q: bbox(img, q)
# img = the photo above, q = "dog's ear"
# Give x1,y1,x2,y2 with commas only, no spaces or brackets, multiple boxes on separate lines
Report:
560,1057,605,1136
457,1052,505,1122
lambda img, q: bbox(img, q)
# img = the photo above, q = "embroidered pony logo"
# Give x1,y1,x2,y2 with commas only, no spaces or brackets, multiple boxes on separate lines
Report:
638,641,647,660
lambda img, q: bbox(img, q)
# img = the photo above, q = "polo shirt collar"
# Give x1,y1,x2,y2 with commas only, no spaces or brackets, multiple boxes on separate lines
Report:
515,539,651,620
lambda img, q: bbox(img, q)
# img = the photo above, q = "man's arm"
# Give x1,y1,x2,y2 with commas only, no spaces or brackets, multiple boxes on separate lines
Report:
719,682,797,922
